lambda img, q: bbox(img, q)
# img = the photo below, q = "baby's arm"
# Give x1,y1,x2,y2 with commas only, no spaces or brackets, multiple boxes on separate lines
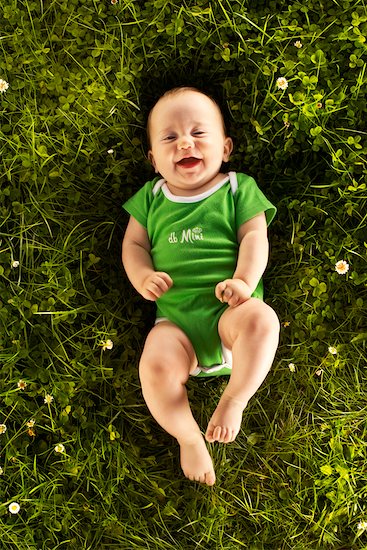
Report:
122,216,173,301
215,213,268,307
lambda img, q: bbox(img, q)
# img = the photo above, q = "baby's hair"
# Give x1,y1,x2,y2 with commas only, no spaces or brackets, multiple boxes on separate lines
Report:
146,86,228,149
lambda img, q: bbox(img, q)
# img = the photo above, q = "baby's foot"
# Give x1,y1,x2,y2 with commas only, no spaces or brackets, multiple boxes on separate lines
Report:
205,394,245,444
179,435,216,486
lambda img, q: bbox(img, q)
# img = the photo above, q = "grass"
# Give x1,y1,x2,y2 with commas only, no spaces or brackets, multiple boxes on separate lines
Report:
0,0,367,548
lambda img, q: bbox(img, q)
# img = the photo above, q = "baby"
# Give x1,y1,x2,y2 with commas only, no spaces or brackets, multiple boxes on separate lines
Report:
122,87,279,486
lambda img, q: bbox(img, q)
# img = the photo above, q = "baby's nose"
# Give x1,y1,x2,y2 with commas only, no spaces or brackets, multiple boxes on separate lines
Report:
177,136,194,149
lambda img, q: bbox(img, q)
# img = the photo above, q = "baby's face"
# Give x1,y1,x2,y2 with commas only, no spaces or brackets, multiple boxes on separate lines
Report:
148,90,233,196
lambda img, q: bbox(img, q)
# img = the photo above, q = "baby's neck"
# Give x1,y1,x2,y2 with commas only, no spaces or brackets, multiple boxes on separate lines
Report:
165,172,228,197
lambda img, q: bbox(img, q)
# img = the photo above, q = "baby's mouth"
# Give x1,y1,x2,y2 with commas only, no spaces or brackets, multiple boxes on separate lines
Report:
177,157,201,168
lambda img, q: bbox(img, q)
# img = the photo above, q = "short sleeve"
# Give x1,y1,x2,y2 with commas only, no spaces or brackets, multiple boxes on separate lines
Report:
122,178,159,228
234,173,277,229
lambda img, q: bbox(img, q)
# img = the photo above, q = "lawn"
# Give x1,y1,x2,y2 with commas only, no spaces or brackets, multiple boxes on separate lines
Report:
0,1,366,548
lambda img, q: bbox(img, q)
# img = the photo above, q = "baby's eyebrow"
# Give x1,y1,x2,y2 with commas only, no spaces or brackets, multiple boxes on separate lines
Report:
159,127,175,136
159,122,207,135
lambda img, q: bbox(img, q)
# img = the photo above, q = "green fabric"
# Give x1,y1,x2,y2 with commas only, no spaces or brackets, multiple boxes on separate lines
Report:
123,172,276,369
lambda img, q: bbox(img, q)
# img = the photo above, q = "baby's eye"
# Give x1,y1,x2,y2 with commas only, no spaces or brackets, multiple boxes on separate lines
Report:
192,130,205,136
163,135,176,141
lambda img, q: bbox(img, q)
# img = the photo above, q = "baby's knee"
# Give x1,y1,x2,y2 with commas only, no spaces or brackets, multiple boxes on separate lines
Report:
139,353,173,384
242,302,280,338
139,342,191,386
139,323,196,384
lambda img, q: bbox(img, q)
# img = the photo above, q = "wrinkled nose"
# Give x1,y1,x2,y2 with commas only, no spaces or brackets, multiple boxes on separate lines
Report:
177,136,194,150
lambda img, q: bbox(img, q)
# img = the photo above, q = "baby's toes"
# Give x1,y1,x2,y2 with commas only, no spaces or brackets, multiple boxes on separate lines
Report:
213,426,227,443
220,427,235,444
224,429,236,444
205,470,216,486
205,423,215,442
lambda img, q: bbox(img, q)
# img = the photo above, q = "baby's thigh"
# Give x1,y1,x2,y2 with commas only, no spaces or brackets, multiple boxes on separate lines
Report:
139,321,198,382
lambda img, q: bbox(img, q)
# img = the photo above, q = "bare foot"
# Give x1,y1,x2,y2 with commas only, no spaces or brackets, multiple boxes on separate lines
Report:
205,394,245,444
179,435,216,486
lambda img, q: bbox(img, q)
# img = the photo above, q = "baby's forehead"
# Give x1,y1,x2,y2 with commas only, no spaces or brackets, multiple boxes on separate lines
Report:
149,91,223,128
153,91,217,114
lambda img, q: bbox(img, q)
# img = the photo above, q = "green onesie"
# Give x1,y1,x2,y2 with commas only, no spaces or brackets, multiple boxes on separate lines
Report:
123,172,276,377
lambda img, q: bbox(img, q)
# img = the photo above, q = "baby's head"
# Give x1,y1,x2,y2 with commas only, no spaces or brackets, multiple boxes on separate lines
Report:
146,87,233,195
146,87,228,148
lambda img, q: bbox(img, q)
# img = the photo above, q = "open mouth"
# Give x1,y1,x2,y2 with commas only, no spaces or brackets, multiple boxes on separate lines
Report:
177,157,201,169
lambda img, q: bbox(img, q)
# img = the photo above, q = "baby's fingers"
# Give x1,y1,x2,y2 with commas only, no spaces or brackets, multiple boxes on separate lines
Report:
215,280,232,303
227,293,241,308
215,281,226,302
156,272,173,289
145,272,173,299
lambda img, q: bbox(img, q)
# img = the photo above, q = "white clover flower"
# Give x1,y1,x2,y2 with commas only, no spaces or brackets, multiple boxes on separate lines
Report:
294,40,303,48
44,394,54,405
357,520,367,532
11,260,20,268
101,339,113,351
0,79,9,93
107,149,114,154
335,260,349,275
0,424,7,435
9,502,20,514
26,419,36,428
55,443,65,453
17,379,27,390
0,466,3,475
276,77,289,90
328,346,337,355
288,363,296,372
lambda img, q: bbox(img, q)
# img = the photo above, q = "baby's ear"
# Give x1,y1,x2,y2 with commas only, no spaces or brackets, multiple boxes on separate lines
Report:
223,137,233,162
148,151,158,173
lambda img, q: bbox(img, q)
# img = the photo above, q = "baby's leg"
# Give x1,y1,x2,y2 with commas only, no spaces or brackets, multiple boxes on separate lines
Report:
139,321,216,485
206,299,279,444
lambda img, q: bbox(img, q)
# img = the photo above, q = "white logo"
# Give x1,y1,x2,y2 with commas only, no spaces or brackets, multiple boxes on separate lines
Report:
168,232,178,243
168,227,203,244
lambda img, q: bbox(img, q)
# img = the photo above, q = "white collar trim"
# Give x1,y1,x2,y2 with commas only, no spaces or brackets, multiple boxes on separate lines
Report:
159,173,232,203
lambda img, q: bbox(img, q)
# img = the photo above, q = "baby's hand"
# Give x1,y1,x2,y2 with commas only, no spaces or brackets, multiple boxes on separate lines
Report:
141,271,173,301
215,278,252,308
